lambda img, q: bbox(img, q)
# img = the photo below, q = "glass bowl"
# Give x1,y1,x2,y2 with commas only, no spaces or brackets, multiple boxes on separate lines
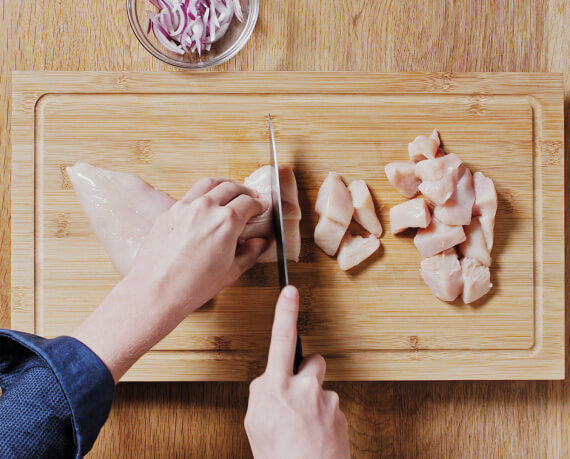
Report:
127,0,259,69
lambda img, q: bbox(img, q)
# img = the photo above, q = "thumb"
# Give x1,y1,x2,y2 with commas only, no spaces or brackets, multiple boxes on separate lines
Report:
234,238,269,275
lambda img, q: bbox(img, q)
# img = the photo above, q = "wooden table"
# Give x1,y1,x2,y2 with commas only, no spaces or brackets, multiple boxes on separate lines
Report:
1,1,568,457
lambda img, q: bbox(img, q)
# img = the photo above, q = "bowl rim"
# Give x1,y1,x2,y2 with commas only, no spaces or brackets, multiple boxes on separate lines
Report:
126,0,259,70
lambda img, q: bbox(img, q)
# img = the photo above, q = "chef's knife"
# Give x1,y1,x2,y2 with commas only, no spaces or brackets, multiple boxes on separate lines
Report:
269,114,303,374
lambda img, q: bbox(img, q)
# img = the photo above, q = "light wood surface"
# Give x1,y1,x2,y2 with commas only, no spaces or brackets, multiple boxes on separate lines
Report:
11,72,564,381
1,0,569,457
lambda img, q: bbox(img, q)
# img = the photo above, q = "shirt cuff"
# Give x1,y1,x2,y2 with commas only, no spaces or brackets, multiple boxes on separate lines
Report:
0,330,115,457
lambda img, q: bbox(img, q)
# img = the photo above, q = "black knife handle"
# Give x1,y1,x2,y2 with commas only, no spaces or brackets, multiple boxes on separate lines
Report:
293,335,303,374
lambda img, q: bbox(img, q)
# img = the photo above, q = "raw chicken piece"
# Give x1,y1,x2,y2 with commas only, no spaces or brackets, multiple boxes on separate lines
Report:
348,180,382,237
420,249,463,302
433,166,475,226
314,172,353,256
67,162,176,276
472,172,498,218
461,257,492,303
243,165,302,262
408,130,440,162
384,161,420,198
418,177,456,207
472,172,498,251
415,153,463,206
337,232,381,271
414,217,466,259
389,198,431,234
458,217,491,267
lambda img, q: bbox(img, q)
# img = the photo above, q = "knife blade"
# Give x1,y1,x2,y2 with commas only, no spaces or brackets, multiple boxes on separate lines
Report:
269,114,303,374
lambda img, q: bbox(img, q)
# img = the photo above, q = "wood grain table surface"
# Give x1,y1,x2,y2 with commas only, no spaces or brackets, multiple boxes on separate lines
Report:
1,1,568,457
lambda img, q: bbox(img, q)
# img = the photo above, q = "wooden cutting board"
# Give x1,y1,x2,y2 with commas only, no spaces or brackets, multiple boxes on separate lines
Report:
11,72,564,381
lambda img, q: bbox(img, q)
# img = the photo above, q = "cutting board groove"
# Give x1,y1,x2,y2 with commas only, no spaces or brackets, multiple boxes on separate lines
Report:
11,72,564,381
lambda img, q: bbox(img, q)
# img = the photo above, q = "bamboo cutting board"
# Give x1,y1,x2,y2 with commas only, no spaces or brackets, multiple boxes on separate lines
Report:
11,72,564,381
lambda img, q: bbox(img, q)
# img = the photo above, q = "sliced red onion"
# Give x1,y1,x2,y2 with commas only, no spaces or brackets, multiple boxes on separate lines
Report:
146,0,243,55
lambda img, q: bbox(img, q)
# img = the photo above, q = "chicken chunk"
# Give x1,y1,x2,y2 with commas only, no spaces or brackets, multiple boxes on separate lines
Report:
348,180,382,237
472,172,498,251
433,166,475,226
458,216,491,267
408,130,441,162
461,257,492,304
415,153,462,205
384,161,421,198
314,172,354,256
389,198,431,234
414,217,466,259
337,232,381,271
67,162,176,276
420,249,463,302
243,165,302,262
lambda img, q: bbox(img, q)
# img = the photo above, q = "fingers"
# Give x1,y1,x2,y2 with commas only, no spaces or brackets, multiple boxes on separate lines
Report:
181,177,231,204
266,286,299,380
234,238,269,274
206,181,258,206
297,353,326,385
228,194,269,226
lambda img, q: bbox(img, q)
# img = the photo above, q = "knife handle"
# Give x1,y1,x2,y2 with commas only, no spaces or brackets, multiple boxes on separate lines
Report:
293,335,303,374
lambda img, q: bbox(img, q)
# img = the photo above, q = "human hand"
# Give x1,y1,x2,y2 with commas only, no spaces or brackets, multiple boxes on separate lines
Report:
244,286,350,459
73,178,269,382
126,177,269,324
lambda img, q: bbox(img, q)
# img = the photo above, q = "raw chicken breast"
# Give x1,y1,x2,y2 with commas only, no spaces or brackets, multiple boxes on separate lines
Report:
408,130,441,162
314,172,353,256
389,198,431,234
337,232,381,271
458,216,491,267
433,166,475,226
415,153,462,182
67,162,176,276
415,153,463,205
243,165,302,262
420,249,463,302
257,219,302,263
348,180,382,237
472,172,498,251
414,217,466,259
384,161,420,198
461,257,492,303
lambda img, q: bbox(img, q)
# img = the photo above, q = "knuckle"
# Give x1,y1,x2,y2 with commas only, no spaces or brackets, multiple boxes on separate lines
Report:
327,390,340,409
223,206,239,223
299,374,321,394
273,326,295,342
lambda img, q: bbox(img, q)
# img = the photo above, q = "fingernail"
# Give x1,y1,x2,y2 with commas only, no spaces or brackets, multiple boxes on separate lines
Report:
283,285,298,299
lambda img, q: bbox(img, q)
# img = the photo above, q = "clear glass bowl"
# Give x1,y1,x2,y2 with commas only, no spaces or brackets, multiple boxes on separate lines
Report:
127,0,259,69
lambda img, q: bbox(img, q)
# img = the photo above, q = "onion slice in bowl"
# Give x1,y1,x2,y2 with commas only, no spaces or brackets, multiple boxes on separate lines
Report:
146,0,243,56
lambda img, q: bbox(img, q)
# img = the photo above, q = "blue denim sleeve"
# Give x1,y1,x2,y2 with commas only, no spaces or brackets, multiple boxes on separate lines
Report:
0,330,115,458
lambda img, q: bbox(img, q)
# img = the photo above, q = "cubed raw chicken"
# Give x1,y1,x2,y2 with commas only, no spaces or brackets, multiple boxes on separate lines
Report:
67,162,176,276
389,197,431,234
314,172,354,256
433,166,475,226
414,217,466,258
420,249,463,302
472,172,498,251
458,216,491,267
461,257,492,303
337,232,381,271
384,161,421,198
415,153,463,206
243,165,302,262
348,180,382,237
408,130,441,162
